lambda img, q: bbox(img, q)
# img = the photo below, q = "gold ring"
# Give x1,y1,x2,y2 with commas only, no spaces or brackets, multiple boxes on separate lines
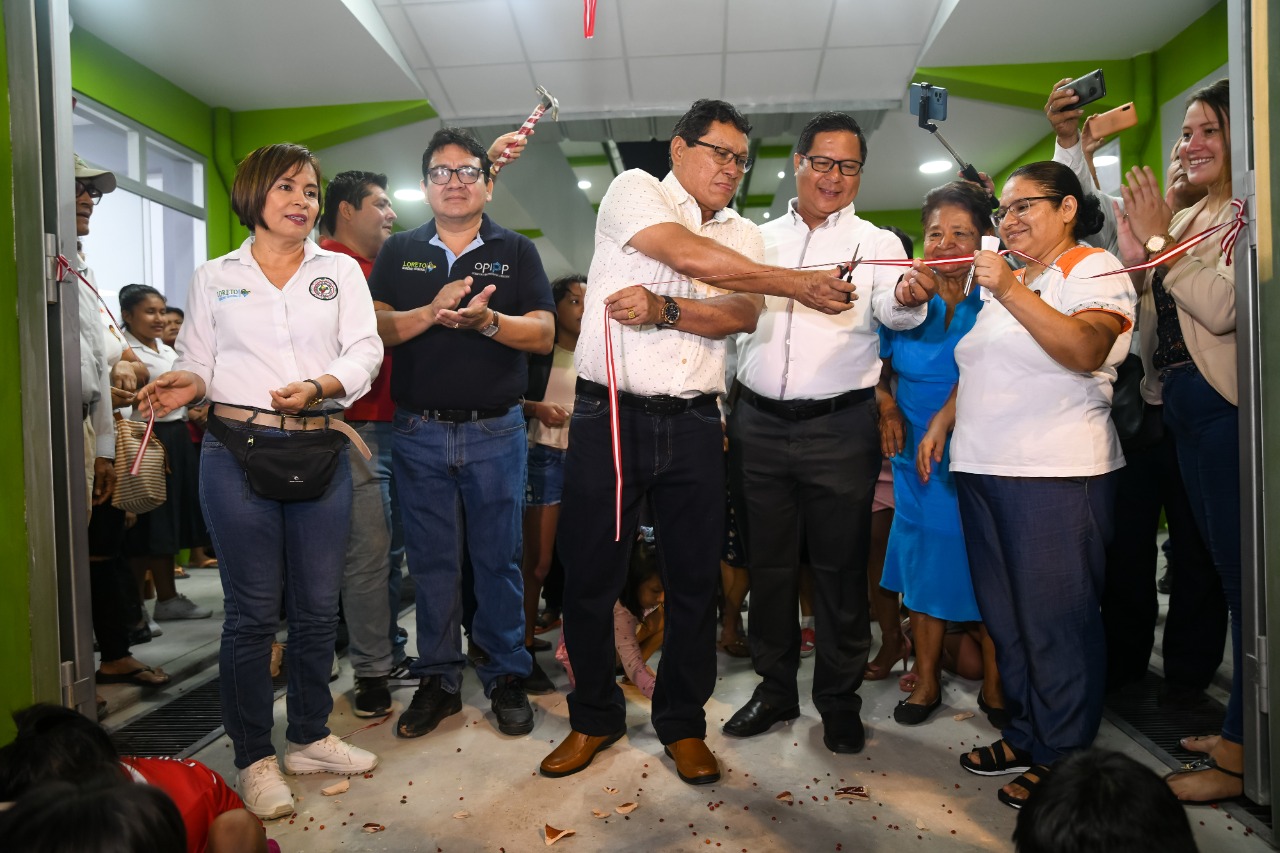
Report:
627,309,637,319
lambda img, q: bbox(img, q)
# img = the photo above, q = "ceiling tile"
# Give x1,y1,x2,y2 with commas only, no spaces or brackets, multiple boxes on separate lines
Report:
435,63,540,119
628,55,723,107
508,0,624,61
528,59,632,115
378,4,431,68
406,1,524,68
618,0,726,57
724,51,823,105
815,46,917,103
827,0,940,47
725,0,834,52
414,69,454,116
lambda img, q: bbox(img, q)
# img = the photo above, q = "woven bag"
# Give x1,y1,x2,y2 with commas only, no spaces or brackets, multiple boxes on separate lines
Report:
111,419,167,513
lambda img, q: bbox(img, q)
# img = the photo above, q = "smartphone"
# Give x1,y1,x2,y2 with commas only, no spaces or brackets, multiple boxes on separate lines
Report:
909,83,948,121
1057,69,1106,110
1088,101,1138,137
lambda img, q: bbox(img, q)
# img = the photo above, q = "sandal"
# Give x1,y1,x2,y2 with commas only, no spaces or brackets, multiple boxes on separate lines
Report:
174,565,190,580
1164,756,1245,804
1179,734,1219,755
960,738,1032,776
998,763,1052,810
96,665,171,688
718,636,750,658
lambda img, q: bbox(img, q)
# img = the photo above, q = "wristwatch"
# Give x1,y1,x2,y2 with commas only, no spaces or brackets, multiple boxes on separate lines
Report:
655,295,681,329
1143,233,1175,257
479,310,501,337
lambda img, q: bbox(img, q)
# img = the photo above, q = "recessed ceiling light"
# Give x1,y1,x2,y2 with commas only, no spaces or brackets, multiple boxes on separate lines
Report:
394,188,424,201
777,171,785,179
1093,155,1119,167
762,212,771,219
577,179,592,190
919,160,952,174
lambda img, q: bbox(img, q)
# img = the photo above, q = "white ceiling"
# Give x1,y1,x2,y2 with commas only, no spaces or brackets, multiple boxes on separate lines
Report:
67,0,1222,270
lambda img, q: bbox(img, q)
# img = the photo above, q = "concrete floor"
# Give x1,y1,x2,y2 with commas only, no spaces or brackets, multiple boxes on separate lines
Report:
185,630,1261,852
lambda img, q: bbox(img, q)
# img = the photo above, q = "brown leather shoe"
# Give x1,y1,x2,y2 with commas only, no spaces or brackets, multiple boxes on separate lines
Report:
663,738,720,785
539,729,626,778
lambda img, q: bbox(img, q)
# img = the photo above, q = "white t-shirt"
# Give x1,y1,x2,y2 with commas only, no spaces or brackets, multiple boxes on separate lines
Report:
950,246,1135,477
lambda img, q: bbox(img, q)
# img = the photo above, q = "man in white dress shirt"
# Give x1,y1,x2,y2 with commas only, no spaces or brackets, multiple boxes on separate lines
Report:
722,112,936,753
539,99,860,786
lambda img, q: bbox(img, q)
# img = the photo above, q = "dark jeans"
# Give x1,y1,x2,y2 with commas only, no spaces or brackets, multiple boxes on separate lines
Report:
200,426,352,769
957,472,1116,766
1162,364,1243,744
726,397,880,714
560,392,723,743
1102,414,1225,691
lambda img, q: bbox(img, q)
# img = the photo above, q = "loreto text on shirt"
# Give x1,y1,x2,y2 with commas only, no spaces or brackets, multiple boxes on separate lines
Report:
216,288,250,301
401,261,437,273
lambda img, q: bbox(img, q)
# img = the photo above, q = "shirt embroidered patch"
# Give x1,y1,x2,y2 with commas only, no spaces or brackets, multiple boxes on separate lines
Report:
309,277,338,300
401,261,436,273
216,288,250,301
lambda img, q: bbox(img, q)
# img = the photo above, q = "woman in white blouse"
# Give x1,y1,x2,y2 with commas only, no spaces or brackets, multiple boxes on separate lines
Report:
137,143,383,820
919,161,1135,810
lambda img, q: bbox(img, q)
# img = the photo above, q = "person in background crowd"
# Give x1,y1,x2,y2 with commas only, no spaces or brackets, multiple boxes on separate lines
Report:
137,142,383,819
162,306,183,348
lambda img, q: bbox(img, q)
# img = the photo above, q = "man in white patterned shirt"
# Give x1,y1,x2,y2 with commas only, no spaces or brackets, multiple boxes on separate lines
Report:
540,99,858,787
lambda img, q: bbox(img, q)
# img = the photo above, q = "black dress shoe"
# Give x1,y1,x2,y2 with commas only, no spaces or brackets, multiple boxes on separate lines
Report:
397,675,462,738
723,697,800,738
893,695,942,726
521,655,556,695
353,675,391,718
821,712,865,754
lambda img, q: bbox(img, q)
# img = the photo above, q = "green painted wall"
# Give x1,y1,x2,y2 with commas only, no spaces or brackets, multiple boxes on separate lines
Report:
0,11,35,745
69,28,437,258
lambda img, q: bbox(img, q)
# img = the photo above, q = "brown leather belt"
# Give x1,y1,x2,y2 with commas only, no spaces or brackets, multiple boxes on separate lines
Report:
211,403,372,460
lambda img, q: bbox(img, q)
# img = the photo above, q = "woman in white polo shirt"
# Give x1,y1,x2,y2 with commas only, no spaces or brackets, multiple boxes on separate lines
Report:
919,161,1134,809
137,143,383,820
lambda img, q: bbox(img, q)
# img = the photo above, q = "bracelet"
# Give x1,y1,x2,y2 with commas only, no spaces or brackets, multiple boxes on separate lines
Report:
304,378,324,407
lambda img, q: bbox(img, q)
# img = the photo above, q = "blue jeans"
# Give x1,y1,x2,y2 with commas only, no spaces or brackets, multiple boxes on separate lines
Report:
1162,364,1243,744
560,392,724,744
200,426,352,769
354,420,408,663
392,406,530,695
956,472,1116,766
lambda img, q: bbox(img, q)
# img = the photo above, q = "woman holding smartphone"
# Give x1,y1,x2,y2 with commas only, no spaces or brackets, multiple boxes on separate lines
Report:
1120,78,1243,804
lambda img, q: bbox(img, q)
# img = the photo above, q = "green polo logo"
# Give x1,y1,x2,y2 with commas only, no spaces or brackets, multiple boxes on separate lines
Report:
402,261,436,273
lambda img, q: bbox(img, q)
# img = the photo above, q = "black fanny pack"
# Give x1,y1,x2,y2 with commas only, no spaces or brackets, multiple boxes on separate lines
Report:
207,411,347,501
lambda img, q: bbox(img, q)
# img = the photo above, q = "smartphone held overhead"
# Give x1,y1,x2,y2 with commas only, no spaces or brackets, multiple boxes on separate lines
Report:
1057,69,1106,110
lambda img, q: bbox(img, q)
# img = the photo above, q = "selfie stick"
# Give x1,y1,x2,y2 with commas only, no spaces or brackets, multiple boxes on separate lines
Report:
915,83,982,185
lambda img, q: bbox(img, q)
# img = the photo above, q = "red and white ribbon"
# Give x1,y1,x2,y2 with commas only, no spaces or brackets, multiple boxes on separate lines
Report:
583,0,598,38
602,309,623,541
57,254,156,476
1087,197,1248,276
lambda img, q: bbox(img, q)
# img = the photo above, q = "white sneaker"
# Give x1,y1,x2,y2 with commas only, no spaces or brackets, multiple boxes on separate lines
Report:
144,608,163,638
283,734,379,776
153,593,213,621
238,756,294,820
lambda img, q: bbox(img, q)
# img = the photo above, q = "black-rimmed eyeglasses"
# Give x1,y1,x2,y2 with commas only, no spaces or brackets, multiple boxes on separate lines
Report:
76,180,103,204
425,165,485,185
689,140,754,173
993,196,1060,223
799,154,863,177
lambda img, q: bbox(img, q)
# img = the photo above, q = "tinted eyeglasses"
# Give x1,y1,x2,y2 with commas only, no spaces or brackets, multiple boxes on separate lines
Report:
76,180,103,204
688,140,754,173
425,165,485,185
799,154,863,177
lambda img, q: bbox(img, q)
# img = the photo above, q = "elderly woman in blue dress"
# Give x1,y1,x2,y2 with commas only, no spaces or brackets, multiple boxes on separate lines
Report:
879,181,1004,728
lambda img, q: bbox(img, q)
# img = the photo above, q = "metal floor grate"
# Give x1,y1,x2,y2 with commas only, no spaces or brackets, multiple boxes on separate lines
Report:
1103,671,1272,841
108,675,286,760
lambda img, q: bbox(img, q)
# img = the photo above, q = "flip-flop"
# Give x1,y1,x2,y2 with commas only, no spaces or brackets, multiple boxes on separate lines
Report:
718,637,750,658
1179,734,1219,755
96,665,171,687
173,566,190,579
1164,756,1245,804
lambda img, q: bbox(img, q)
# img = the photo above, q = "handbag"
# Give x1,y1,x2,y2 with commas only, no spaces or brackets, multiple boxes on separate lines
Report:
1112,352,1164,451
206,412,347,502
112,419,168,513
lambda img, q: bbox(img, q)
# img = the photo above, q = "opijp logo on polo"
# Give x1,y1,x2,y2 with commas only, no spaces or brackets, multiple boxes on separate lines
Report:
474,262,510,278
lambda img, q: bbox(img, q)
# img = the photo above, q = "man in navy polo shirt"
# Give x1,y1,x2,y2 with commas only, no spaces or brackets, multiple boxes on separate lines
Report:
370,127,555,739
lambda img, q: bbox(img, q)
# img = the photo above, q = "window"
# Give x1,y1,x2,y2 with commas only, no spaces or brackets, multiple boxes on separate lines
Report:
72,95,207,314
